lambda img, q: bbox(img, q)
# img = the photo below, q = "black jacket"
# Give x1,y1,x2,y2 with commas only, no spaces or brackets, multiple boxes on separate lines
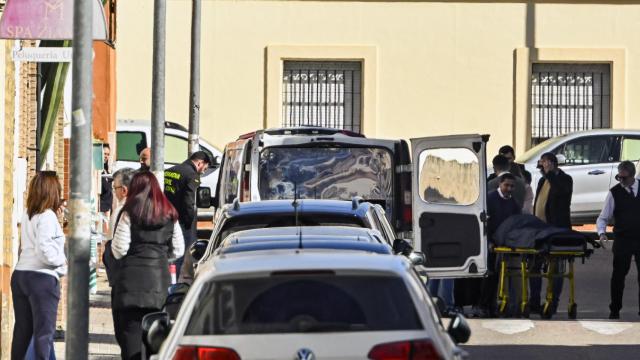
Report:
111,219,175,310
164,160,199,230
534,169,573,229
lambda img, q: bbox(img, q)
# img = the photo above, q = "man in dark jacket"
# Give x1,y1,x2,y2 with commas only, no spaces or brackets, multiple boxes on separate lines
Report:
530,152,573,315
596,161,640,319
487,155,527,211
480,173,522,317
164,151,211,277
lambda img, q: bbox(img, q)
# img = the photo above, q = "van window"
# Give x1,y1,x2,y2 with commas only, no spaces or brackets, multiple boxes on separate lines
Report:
219,142,247,204
418,148,479,206
116,132,147,162
165,135,188,164
258,147,393,208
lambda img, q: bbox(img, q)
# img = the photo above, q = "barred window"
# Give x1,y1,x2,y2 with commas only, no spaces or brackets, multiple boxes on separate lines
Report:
531,63,611,146
282,61,362,133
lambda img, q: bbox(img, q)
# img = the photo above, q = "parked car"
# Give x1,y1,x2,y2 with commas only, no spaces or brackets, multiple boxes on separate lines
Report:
143,250,470,360
516,129,640,224
196,132,490,279
115,119,222,219
198,199,401,256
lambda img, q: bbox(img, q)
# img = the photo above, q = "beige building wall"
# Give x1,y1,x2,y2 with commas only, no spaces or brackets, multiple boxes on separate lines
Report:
116,0,640,156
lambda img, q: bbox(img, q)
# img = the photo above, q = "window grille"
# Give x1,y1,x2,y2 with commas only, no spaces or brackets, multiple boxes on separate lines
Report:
531,63,611,146
282,61,362,133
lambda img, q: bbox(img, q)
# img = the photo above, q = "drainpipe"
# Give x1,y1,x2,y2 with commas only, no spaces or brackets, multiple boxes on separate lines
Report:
151,0,166,184
188,0,201,156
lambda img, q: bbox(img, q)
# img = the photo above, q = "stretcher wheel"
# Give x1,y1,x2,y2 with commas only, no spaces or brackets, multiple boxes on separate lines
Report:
541,303,554,319
568,304,578,320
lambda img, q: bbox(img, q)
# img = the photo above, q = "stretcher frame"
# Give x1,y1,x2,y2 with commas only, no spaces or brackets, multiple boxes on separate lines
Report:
493,246,592,319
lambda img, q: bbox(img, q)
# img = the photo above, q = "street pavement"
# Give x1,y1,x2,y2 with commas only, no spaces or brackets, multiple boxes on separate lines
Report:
54,271,120,359
463,244,640,359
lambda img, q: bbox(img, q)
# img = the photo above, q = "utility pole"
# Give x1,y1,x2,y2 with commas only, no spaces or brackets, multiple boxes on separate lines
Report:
67,0,93,358
188,0,201,155
151,0,166,183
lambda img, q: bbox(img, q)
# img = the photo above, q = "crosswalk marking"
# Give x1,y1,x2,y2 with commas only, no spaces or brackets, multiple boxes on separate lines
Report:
579,321,633,335
481,320,535,335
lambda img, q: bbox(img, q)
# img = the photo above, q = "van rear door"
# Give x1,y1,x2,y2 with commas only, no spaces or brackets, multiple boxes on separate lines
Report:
411,134,488,278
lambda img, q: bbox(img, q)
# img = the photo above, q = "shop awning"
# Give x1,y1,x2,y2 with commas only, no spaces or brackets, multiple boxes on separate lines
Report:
0,0,107,40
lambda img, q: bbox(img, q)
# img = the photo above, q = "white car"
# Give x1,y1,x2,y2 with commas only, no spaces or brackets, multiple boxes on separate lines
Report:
115,119,222,219
516,129,640,224
145,250,470,360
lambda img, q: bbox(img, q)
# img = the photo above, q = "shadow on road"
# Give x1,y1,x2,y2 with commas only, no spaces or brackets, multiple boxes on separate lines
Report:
464,344,640,360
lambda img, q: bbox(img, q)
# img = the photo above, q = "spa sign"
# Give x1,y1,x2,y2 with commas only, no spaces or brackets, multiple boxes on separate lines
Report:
0,0,107,40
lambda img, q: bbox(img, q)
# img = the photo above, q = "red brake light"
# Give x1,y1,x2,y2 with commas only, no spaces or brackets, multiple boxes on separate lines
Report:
368,339,442,360
174,346,241,360
402,205,412,225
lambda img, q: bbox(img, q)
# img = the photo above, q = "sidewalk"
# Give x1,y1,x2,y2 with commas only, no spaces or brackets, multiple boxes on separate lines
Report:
54,271,120,359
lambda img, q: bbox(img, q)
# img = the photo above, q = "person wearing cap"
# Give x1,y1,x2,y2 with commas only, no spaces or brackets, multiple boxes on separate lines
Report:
529,152,573,316
596,161,640,319
164,151,211,278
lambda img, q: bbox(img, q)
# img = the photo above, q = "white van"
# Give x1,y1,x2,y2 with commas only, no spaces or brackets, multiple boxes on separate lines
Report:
114,119,222,219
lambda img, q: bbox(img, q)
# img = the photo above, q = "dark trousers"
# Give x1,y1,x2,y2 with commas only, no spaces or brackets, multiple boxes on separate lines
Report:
529,258,564,311
113,307,159,360
11,270,60,360
609,247,640,313
174,222,196,280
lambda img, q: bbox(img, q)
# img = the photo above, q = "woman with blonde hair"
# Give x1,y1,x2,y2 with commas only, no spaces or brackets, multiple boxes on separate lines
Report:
11,171,66,360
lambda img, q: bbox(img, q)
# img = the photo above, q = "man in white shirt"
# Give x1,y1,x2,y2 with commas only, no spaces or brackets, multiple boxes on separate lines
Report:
596,161,640,319
109,168,136,238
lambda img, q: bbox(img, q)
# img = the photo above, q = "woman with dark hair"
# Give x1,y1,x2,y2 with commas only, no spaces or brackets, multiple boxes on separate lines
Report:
110,171,184,360
11,171,66,359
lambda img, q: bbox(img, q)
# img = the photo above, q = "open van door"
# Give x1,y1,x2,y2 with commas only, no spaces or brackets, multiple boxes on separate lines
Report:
411,134,489,278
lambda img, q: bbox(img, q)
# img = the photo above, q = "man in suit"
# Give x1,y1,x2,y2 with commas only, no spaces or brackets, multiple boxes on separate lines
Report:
487,155,528,211
597,161,640,319
530,152,573,315
488,145,525,181
480,173,522,317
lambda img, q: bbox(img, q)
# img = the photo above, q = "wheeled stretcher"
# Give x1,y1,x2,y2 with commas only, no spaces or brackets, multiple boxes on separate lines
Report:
493,237,595,319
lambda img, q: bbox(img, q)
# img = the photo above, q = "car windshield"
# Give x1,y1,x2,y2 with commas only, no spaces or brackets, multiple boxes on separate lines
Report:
258,147,393,207
517,135,567,163
215,214,366,246
184,274,422,335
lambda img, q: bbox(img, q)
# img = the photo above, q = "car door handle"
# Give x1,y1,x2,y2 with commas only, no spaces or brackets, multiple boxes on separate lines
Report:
588,170,605,175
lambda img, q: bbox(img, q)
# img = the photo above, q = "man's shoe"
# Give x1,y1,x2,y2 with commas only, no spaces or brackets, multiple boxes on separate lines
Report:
609,311,620,320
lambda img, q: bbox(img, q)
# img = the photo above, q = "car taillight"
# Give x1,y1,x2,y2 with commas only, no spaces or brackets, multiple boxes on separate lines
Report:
402,205,412,225
368,339,442,360
174,346,241,360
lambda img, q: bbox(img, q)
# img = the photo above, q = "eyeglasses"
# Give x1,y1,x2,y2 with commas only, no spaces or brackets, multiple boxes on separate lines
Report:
616,174,630,181
112,185,123,190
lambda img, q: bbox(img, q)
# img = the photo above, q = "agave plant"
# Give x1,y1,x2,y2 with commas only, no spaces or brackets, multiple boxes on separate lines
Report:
37,40,70,169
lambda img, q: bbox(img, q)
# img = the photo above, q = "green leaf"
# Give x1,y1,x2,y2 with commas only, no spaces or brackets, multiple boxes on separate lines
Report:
38,40,71,169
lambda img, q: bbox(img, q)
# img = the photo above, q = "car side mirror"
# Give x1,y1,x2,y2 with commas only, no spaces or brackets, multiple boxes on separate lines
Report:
556,154,567,165
142,312,171,356
408,251,426,266
196,187,212,208
447,314,471,344
211,156,221,171
392,239,413,256
190,240,209,261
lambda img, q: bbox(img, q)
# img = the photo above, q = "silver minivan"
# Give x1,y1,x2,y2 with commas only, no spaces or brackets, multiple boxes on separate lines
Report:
516,129,640,224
